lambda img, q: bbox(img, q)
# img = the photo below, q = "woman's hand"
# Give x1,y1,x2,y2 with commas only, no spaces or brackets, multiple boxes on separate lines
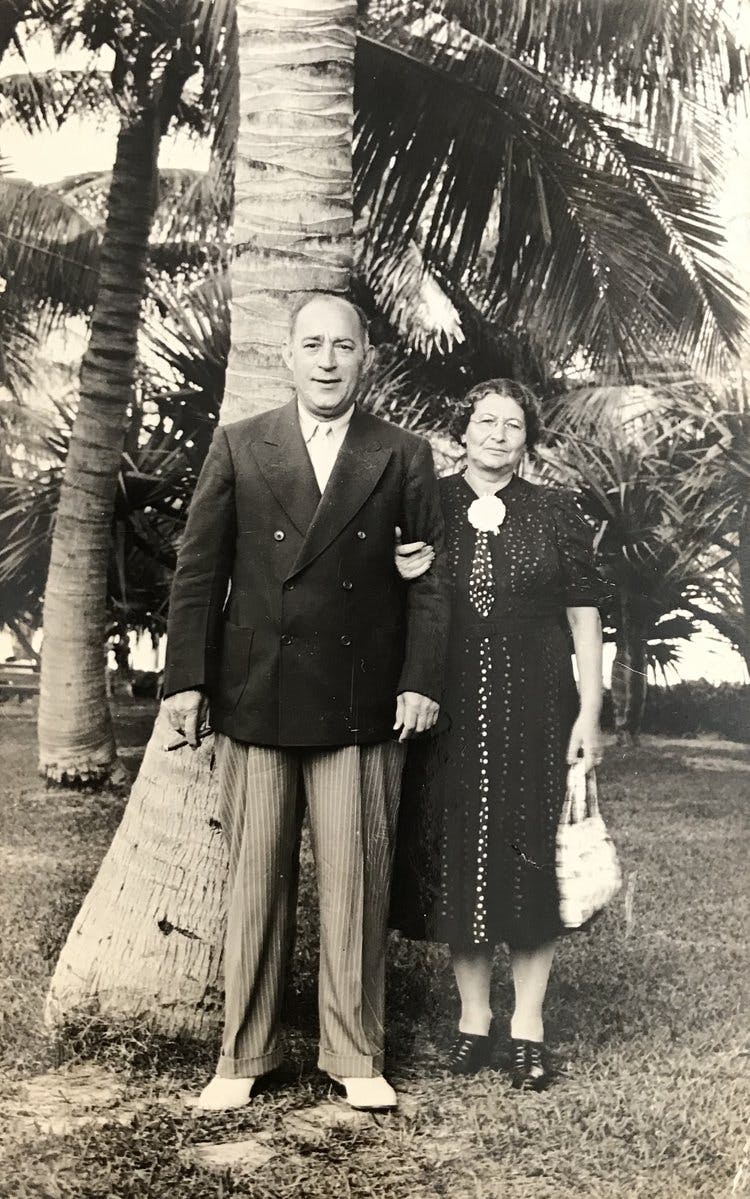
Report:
395,525,434,580
566,711,603,773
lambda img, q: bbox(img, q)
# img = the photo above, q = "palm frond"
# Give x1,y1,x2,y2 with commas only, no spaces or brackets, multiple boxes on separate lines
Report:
143,268,229,396
368,1,748,145
187,0,238,186
0,67,112,131
536,387,735,642
0,168,230,344
362,237,466,359
51,0,238,184
353,259,554,436
0,262,230,631
0,177,100,313
355,10,746,378
54,166,228,247
0,304,42,394
0,0,30,60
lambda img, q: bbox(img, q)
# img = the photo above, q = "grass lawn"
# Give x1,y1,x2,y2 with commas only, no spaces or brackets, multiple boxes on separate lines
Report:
0,701,748,1198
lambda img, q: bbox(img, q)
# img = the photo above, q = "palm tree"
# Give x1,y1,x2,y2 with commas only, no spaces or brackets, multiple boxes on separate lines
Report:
19,0,745,785
0,173,101,394
46,0,748,1029
0,270,229,643
355,1,746,379
538,386,744,740
669,377,750,671
20,3,235,784
46,0,357,1034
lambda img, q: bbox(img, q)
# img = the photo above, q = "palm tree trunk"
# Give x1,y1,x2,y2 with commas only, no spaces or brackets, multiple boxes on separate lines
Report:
46,0,356,1034
738,507,750,674
221,0,354,421
611,591,649,744
37,107,161,785
7,616,39,665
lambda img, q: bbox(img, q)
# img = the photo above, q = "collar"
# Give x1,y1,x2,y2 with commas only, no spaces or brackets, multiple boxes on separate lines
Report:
462,468,518,498
297,401,356,444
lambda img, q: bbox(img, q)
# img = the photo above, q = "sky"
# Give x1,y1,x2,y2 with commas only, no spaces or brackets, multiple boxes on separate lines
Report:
1,26,748,685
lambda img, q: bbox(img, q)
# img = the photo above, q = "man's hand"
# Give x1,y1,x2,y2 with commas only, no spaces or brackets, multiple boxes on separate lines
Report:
394,691,440,742
394,525,434,581
163,688,210,749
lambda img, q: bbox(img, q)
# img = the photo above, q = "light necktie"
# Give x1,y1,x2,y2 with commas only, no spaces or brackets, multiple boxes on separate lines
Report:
310,423,338,492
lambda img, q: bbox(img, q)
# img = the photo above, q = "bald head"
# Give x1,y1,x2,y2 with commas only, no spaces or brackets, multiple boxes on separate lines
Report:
288,293,369,342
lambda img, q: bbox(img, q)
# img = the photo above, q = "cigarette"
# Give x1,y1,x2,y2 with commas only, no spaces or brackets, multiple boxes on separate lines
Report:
165,727,214,751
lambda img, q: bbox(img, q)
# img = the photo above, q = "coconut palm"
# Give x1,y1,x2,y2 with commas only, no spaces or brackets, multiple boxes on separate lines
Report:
356,1,746,379
46,0,749,1029
46,0,357,1034
17,1,236,784
0,160,231,408
0,270,228,643
0,172,100,392
9,0,745,786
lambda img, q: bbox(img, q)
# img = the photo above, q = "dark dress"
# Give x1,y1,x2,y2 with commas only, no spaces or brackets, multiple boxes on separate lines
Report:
391,472,609,951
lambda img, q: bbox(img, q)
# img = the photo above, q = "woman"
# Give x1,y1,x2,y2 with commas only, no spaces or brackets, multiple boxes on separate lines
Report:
391,379,608,1090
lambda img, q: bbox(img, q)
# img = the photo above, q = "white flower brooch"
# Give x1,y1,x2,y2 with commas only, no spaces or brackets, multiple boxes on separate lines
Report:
467,494,507,534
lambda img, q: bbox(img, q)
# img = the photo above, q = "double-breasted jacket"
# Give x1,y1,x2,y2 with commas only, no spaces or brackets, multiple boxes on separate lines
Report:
163,401,450,747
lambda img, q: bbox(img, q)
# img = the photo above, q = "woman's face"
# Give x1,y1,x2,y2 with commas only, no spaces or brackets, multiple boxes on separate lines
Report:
462,392,527,473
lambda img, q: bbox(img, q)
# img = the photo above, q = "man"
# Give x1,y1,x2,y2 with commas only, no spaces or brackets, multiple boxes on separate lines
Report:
163,293,449,1112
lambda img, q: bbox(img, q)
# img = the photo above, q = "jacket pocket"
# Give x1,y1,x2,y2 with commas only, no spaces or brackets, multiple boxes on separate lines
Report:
215,622,254,713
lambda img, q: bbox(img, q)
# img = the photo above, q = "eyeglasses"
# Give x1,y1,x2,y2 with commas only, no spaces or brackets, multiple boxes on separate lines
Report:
469,415,525,433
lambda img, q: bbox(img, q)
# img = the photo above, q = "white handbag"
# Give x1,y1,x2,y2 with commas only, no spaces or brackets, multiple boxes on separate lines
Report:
556,760,622,929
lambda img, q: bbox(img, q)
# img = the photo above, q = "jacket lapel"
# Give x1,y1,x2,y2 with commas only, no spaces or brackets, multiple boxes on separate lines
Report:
249,400,321,536
290,407,392,578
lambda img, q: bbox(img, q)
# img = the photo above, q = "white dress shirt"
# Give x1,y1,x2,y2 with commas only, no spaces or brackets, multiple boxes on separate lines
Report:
297,402,355,493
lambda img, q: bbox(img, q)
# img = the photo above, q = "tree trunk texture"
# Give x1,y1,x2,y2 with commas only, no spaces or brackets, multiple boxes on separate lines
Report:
221,0,354,422
610,591,649,744
38,108,161,785
45,708,226,1032
46,0,356,1035
737,506,750,674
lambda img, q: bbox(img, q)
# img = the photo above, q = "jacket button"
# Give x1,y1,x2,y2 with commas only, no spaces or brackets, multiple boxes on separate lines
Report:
342,579,353,590
274,530,285,541
357,530,366,539
281,633,293,645
340,635,351,646
284,580,295,590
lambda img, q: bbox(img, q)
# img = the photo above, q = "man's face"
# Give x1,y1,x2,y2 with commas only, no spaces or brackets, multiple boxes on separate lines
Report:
282,298,370,420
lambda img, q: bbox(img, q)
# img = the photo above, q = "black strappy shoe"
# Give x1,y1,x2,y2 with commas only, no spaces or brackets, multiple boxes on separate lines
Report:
445,1030,492,1075
510,1039,550,1092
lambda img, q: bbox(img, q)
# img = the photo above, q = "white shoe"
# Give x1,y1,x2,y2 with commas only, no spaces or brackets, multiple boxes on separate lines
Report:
186,1075,256,1111
332,1074,398,1111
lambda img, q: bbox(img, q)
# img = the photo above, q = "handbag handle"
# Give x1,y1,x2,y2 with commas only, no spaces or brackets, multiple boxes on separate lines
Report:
561,759,599,825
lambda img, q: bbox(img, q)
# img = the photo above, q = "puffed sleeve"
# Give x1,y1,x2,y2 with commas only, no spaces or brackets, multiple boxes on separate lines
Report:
552,490,611,609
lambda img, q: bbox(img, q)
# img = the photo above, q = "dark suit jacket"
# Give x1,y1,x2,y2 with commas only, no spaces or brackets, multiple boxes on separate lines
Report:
163,401,450,747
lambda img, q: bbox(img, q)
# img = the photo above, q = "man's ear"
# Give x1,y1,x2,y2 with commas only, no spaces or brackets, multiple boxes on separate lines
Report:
281,340,293,370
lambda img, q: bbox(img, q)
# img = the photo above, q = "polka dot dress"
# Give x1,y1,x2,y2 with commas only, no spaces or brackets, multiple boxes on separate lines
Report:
391,473,610,950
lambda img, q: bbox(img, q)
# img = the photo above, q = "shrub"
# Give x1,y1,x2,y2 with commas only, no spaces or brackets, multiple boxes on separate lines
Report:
602,681,749,742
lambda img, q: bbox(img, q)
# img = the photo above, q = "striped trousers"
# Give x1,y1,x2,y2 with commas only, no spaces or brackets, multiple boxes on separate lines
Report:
215,736,406,1079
